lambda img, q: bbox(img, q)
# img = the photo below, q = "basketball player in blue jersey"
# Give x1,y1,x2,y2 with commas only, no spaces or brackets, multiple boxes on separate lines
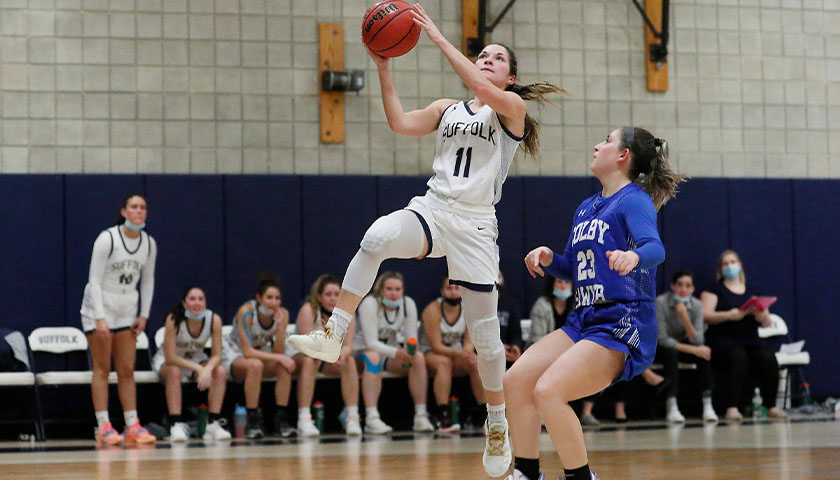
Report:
288,4,562,475
505,127,684,480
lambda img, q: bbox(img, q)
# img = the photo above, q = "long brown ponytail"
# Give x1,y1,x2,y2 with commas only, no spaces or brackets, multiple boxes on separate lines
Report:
497,44,566,156
620,127,686,209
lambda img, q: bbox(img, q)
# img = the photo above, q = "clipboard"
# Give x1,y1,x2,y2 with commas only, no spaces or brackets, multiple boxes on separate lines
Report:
739,296,776,311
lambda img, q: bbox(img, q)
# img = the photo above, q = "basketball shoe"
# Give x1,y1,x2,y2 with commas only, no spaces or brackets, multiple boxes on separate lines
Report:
95,421,123,446
483,418,512,477
287,329,342,363
124,421,156,444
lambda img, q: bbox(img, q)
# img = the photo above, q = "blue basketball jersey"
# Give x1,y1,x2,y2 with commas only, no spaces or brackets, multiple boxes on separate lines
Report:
546,182,664,306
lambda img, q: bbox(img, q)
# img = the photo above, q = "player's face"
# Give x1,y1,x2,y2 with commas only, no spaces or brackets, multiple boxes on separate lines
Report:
319,282,341,311
720,253,740,272
475,45,515,89
121,196,147,226
257,286,282,313
441,280,461,300
554,278,572,291
671,276,694,298
182,288,206,316
381,278,404,302
591,128,626,176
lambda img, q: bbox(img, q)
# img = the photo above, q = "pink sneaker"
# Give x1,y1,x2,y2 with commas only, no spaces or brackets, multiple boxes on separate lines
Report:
95,421,123,446
124,421,156,444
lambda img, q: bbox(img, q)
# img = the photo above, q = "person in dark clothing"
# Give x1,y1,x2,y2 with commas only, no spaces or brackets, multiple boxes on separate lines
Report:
497,270,523,367
700,249,786,421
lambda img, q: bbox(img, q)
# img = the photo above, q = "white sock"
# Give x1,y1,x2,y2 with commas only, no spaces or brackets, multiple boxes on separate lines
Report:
327,308,353,338
415,404,427,415
366,406,380,418
95,411,110,428
666,397,678,411
487,402,506,425
124,409,138,426
298,407,312,420
346,405,359,418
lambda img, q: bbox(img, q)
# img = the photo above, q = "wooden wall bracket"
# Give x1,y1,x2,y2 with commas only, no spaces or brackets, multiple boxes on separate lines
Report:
319,23,345,143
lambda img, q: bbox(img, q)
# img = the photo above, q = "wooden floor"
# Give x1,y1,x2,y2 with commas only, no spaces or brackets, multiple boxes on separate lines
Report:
1,418,838,479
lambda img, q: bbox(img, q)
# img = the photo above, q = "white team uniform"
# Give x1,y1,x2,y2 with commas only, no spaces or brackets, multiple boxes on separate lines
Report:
221,301,279,379
419,298,467,352
81,226,156,333
406,101,521,290
152,310,214,381
353,295,419,356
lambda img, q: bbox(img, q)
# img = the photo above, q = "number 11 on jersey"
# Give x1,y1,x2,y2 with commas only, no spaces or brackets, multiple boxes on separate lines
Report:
453,147,472,177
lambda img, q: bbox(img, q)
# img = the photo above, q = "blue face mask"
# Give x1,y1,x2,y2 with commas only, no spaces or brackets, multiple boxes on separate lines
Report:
722,264,740,280
184,308,206,320
553,288,572,300
674,294,691,304
124,219,145,231
258,305,275,317
381,297,403,309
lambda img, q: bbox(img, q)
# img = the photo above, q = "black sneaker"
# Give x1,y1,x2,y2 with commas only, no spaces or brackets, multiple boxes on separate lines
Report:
438,409,461,433
274,411,296,438
246,409,264,439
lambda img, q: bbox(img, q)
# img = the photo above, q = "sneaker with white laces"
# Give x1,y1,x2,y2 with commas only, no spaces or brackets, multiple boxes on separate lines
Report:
364,416,393,435
482,418,512,478
505,469,544,480
203,419,232,440
413,412,435,432
702,405,719,422
580,414,600,426
345,415,362,436
287,329,342,363
169,422,190,442
297,417,320,437
667,407,686,423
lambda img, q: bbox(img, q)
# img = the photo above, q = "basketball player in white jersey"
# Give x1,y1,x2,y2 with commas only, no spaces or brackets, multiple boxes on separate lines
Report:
420,278,485,433
288,275,361,436
288,5,561,474
82,193,157,445
353,271,434,434
221,274,296,439
153,287,231,441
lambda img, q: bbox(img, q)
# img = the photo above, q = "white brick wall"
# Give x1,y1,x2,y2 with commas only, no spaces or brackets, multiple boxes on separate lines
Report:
0,0,837,177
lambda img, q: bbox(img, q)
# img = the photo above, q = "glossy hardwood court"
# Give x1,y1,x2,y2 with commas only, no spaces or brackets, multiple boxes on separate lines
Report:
1,418,838,479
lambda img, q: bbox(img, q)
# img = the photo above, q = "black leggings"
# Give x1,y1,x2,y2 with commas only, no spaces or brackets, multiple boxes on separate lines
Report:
654,345,713,398
708,337,779,409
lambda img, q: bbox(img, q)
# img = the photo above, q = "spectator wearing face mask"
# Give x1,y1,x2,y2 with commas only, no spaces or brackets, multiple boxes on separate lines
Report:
655,269,717,423
701,250,786,422
526,275,574,348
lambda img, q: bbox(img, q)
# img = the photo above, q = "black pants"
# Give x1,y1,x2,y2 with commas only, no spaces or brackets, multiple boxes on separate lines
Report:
655,345,713,398
708,337,779,409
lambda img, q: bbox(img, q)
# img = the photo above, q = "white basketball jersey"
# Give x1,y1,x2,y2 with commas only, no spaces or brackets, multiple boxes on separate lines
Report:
354,296,413,349
421,298,466,349
426,101,522,207
173,310,213,359
101,225,152,291
228,301,278,352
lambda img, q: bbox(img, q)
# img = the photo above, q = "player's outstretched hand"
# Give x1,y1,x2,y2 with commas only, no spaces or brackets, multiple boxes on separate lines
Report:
606,250,639,275
364,44,389,68
411,4,445,45
524,246,553,278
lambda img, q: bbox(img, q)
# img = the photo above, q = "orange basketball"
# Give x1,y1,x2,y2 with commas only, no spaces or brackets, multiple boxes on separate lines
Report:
362,1,421,58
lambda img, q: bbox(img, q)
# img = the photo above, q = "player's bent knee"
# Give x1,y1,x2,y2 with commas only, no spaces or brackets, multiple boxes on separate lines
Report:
470,317,505,359
360,215,401,254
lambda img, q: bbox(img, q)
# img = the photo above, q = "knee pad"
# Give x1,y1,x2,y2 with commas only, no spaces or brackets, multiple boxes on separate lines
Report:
359,353,384,374
469,317,505,360
360,215,401,254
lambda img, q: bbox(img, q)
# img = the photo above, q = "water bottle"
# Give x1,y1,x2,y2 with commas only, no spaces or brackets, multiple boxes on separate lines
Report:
197,404,208,437
234,404,247,438
449,396,460,426
313,401,325,433
752,388,764,418
402,337,418,368
801,381,813,406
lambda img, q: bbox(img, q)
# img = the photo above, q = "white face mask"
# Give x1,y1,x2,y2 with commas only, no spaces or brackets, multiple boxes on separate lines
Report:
674,294,691,304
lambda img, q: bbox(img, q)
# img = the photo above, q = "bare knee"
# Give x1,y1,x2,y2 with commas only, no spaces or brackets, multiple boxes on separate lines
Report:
246,359,263,377
533,377,566,411
91,364,110,381
166,366,182,383
213,366,226,382
115,361,135,379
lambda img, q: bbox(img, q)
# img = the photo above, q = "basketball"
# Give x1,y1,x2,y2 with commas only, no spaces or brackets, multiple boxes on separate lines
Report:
362,1,420,58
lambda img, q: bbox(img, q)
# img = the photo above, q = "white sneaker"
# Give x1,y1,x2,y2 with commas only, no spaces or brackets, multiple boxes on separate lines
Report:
505,469,544,480
413,412,435,432
169,422,189,442
667,407,686,423
287,330,342,363
345,415,362,436
203,419,232,440
297,417,320,437
482,419,512,477
364,416,393,435
703,405,719,422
